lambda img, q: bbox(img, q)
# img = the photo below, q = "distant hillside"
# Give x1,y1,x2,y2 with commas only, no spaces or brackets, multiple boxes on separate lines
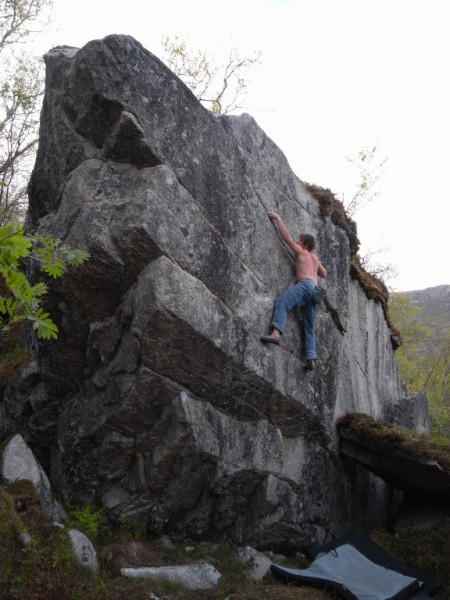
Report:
401,285,450,353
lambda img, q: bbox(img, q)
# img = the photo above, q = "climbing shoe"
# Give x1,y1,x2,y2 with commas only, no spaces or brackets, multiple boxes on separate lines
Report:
304,359,315,371
260,335,280,345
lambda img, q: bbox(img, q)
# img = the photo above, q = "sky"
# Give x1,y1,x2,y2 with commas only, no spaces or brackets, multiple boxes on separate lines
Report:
29,0,450,292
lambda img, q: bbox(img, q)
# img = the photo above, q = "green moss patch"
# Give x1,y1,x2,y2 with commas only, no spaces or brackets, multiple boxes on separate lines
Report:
0,486,22,564
337,413,450,471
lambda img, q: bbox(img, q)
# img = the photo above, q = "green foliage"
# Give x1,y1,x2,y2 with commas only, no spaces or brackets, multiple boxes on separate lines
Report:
389,293,450,438
0,482,102,600
423,333,450,439
389,292,430,390
0,222,90,339
409,288,450,350
68,505,105,539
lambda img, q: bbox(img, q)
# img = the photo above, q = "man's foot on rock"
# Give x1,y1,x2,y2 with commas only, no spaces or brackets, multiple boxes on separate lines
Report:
260,335,280,345
304,359,315,371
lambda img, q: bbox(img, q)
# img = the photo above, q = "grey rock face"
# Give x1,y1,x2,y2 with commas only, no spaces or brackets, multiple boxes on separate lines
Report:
0,434,67,523
3,34,427,549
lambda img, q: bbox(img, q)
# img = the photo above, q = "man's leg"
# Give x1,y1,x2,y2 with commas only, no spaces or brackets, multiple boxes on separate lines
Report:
301,300,317,361
261,283,307,344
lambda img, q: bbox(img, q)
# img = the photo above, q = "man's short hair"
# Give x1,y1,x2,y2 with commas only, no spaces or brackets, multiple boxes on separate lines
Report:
300,234,315,251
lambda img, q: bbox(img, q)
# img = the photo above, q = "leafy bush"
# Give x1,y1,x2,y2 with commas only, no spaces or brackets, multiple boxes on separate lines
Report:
0,222,90,339
68,505,105,539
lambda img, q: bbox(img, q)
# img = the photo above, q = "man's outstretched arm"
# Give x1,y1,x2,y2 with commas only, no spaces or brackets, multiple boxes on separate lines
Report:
267,211,299,253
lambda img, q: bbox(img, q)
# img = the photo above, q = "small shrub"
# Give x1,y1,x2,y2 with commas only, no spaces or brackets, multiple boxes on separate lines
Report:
68,504,105,539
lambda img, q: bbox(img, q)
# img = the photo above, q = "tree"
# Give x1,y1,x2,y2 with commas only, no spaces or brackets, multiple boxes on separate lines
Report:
421,333,450,438
0,0,51,49
342,142,397,285
344,142,388,218
0,56,43,223
0,222,90,339
389,293,449,438
389,293,430,389
162,35,261,115
0,0,52,223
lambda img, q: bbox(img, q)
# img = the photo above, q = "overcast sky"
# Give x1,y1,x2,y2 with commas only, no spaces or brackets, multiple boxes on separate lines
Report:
31,0,450,292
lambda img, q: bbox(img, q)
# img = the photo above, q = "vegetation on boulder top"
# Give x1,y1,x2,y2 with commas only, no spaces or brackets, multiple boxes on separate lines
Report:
305,183,398,347
337,413,450,472
304,183,359,256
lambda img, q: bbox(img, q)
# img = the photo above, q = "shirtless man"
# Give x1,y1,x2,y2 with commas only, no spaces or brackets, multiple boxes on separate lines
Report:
261,211,327,370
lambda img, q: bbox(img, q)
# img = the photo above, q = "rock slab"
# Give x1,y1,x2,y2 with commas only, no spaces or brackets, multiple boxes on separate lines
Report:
121,563,221,590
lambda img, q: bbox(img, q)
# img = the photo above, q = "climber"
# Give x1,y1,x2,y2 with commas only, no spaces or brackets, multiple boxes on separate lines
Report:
260,211,327,371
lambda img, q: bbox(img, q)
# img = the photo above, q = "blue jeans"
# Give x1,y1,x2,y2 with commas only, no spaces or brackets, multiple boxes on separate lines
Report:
271,278,317,360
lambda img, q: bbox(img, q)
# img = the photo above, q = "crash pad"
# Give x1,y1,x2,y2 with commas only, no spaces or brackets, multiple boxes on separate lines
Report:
306,531,440,596
271,543,424,600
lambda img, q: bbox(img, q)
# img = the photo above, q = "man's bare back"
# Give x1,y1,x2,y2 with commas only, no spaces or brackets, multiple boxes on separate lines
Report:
294,247,323,284
267,211,327,283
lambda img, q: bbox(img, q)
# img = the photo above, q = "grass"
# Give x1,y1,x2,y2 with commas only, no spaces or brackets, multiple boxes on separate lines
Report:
1,478,449,599
373,523,450,598
0,481,337,600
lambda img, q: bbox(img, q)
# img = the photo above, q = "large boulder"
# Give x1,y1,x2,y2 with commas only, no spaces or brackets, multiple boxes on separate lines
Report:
68,529,99,572
1,34,426,549
0,434,67,523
